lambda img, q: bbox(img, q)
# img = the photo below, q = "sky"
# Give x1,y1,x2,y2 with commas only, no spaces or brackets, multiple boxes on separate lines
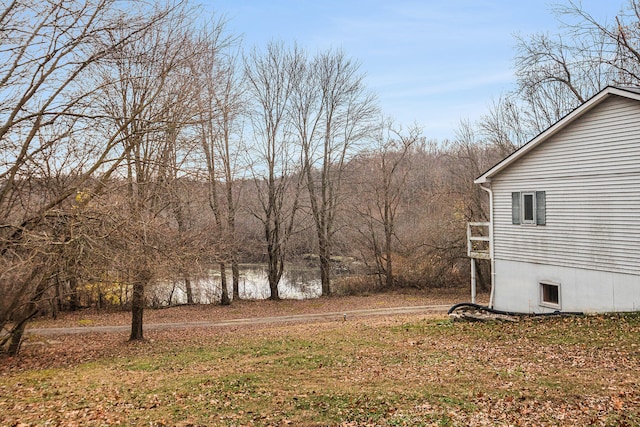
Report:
200,0,621,141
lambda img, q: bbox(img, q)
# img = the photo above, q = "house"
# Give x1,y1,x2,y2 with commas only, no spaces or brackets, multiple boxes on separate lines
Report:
473,86,640,314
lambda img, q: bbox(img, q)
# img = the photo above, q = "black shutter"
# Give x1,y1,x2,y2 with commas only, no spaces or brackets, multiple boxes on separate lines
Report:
536,191,546,225
512,192,521,224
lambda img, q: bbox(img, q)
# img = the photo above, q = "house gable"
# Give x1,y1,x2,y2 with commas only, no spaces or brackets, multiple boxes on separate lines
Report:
485,88,640,276
475,86,640,184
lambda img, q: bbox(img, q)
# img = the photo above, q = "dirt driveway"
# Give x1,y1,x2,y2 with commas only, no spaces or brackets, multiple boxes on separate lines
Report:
26,289,482,336
27,304,451,336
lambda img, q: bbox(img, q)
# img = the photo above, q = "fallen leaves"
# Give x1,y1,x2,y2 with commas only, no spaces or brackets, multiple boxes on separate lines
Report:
1,299,639,426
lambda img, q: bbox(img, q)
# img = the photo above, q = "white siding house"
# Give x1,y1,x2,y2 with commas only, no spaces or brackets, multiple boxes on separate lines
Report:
474,86,640,313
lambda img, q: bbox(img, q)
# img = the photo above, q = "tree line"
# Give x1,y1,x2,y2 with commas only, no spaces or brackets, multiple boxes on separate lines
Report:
2,0,638,355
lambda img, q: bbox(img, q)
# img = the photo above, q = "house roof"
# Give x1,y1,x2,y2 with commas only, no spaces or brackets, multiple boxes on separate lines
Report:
474,86,640,184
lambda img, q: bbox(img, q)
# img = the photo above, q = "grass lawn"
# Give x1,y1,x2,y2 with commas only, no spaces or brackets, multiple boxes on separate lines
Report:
1,311,639,426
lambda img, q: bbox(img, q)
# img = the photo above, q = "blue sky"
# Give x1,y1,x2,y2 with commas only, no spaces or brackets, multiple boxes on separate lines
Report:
201,0,621,140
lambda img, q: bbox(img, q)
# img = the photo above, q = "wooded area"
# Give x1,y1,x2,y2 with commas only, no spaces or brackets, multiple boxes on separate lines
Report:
2,0,640,355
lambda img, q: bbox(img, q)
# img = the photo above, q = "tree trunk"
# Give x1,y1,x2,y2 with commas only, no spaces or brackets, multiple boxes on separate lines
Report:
3,311,38,356
184,276,194,305
219,262,231,305
129,281,145,341
3,272,47,356
232,259,240,300
267,251,281,301
319,239,331,296
268,274,280,300
385,253,394,289
6,323,25,356
226,174,240,301
384,221,394,289
167,281,176,306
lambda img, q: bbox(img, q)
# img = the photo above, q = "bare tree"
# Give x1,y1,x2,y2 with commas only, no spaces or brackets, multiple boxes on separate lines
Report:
449,120,500,223
480,0,640,153
292,48,378,296
244,42,304,300
350,120,420,289
510,29,611,136
191,22,244,304
0,0,176,355
554,0,640,86
477,94,530,154
94,2,201,340
441,120,507,290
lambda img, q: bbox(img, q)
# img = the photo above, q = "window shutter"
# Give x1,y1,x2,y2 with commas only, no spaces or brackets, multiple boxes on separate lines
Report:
536,191,546,225
512,192,521,224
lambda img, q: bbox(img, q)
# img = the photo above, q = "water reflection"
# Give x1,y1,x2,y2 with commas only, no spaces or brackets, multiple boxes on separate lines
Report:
238,264,321,300
151,263,322,306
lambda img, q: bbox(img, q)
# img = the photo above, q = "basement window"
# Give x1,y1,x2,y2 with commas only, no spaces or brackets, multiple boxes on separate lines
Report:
540,282,561,309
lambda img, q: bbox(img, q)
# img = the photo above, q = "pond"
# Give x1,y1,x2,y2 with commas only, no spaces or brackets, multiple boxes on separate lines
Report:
150,263,322,306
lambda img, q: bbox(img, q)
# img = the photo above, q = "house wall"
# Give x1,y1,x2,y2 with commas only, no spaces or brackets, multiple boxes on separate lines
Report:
490,94,640,312
493,259,639,313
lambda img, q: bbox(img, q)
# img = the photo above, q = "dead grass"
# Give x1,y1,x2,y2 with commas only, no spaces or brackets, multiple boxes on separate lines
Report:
2,292,639,426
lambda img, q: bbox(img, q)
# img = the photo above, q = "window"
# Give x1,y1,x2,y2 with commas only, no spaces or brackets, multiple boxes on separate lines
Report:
540,282,560,309
512,191,546,225
522,192,535,224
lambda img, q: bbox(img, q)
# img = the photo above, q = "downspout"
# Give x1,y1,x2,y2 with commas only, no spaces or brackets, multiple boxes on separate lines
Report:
480,181,495,308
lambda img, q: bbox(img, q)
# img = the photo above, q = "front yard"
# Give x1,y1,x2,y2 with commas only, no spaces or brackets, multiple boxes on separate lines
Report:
1,296,638,426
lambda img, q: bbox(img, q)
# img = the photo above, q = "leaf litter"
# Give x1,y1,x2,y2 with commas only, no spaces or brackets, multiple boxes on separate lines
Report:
1,292,639,426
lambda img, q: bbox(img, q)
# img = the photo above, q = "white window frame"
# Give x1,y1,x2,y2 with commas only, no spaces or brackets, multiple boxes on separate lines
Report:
521,191,536,225
539,281,561,310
